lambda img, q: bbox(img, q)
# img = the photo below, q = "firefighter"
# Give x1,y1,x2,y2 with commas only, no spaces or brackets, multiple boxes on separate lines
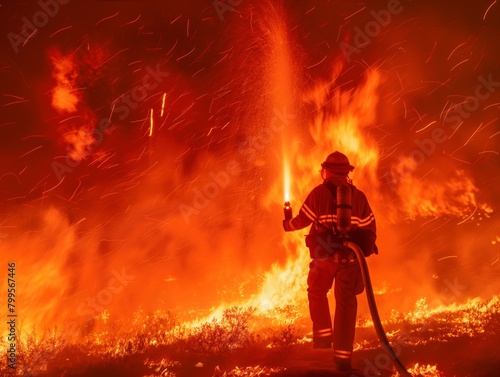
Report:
283,151,377,371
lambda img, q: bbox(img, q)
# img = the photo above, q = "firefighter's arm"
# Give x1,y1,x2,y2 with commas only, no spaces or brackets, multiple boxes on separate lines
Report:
349,191,378,254
356,192,377,234
283,202,316,232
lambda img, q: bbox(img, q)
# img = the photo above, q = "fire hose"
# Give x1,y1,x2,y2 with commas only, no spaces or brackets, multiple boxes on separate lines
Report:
345,240,413,377
337,183,413,376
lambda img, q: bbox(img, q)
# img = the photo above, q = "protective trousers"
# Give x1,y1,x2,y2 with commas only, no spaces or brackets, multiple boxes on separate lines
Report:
307,257,364,363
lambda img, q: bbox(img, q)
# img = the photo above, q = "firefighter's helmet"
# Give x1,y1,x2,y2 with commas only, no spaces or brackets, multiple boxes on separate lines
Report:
321,151,355,174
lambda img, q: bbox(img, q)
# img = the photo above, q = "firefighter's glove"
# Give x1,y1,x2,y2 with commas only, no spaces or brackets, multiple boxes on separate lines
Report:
282,219,289,232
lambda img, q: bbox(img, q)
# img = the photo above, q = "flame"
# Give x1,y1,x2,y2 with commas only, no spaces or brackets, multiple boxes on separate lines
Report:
213,365,284,376
390,163,493,220
354,295,500,350
400,363,444,377
302,66,381,194
50,49,80,113
50,48,101,161
61,111,98,161
1,208,78,334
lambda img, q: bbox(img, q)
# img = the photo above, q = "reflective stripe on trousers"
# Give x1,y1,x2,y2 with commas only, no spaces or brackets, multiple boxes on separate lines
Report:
334,349,352,359
307,258,364,351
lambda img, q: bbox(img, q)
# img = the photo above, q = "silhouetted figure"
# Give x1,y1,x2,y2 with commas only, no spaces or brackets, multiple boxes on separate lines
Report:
283,151,377,371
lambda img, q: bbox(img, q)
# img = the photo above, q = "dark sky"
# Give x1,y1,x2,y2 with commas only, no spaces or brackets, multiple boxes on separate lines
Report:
1,0,499,202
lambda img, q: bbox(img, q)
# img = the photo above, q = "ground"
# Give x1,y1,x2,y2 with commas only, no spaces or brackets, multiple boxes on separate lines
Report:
40,330,498,377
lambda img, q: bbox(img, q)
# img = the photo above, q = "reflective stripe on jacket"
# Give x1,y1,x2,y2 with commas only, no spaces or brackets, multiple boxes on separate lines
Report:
283,181,376,235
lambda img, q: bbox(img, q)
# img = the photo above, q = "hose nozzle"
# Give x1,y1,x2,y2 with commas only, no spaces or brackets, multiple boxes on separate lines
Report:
284,201,293,220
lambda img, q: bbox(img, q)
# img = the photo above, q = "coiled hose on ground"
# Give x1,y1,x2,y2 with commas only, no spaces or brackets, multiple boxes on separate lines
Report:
345,241,413,377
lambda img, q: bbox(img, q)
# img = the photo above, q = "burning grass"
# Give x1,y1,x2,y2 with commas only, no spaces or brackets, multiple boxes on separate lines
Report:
1,296,499,376
353,295,500,357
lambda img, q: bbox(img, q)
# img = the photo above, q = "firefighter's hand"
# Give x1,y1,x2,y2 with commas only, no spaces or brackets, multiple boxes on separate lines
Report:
282,219,288,231
282,219,292,232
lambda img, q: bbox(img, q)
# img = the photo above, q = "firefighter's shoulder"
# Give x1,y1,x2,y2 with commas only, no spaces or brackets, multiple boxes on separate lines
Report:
351,185,368,200
309,183,329,196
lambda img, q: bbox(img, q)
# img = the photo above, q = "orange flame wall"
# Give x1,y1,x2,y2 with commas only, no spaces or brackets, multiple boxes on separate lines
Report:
1,0,498,337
